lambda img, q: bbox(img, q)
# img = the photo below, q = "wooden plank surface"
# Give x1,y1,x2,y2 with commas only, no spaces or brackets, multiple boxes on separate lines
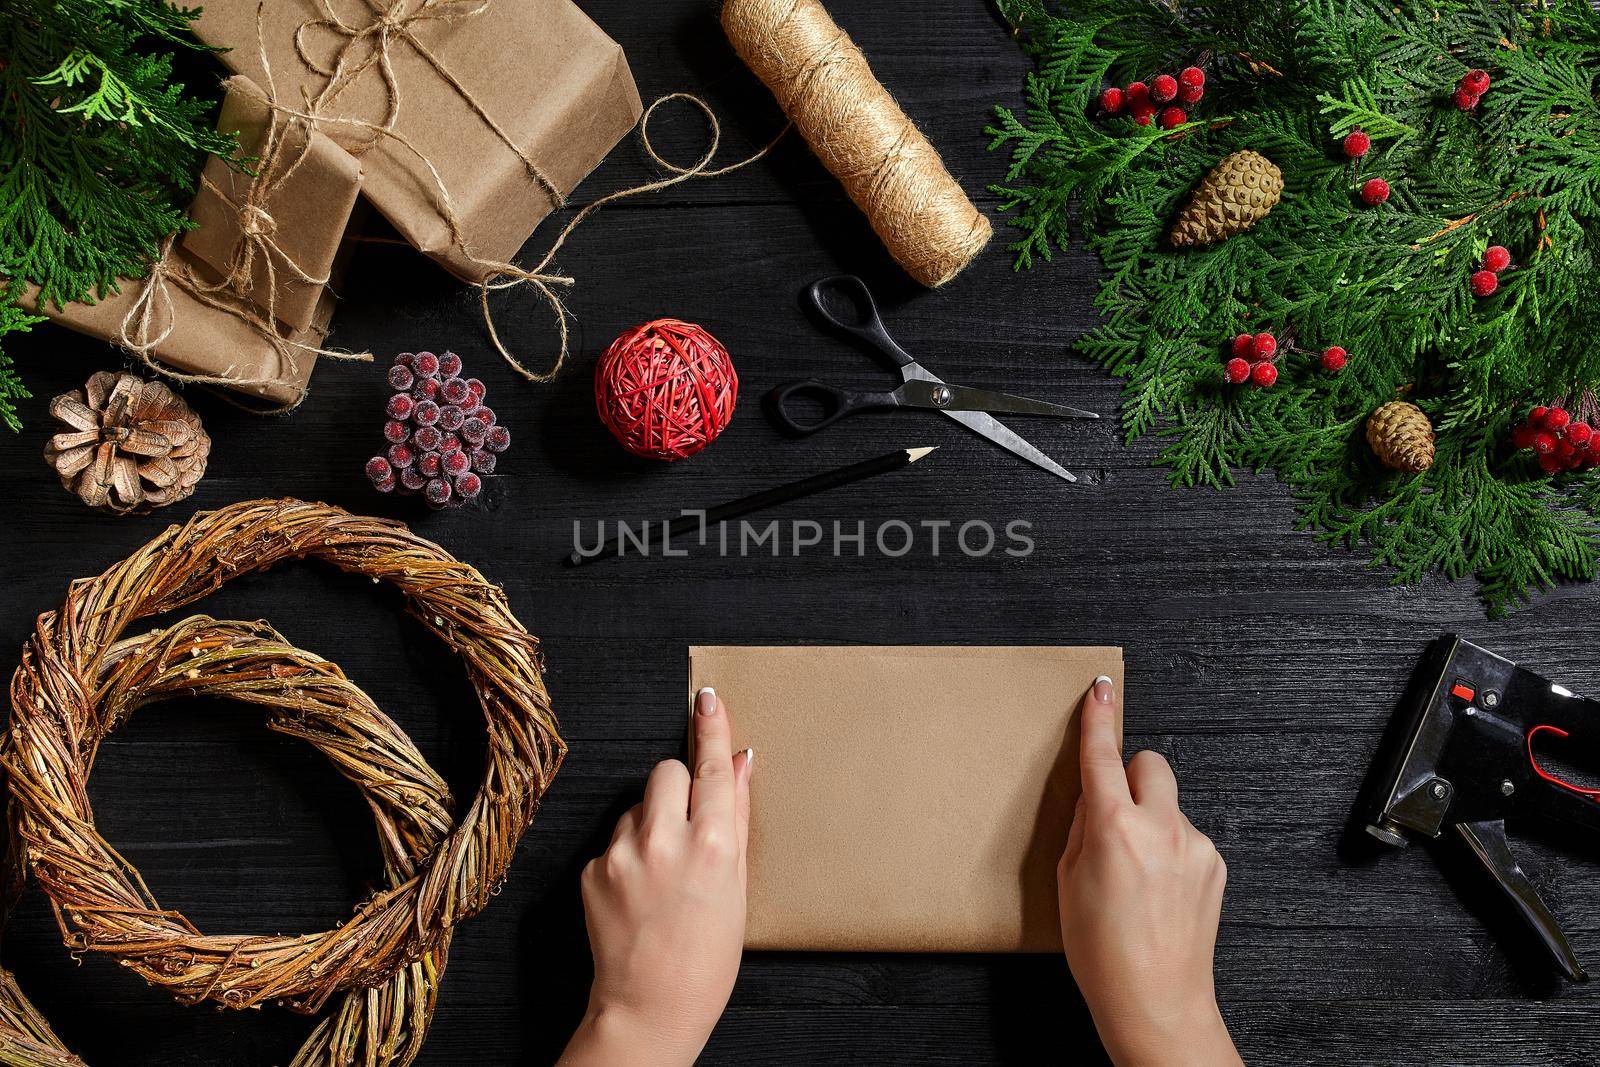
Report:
1,1,1597,1063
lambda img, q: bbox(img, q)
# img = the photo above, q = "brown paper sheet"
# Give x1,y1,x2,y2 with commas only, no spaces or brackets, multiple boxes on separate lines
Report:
183,77,364,333
21,251,329,408
194,0,644,283
689,645,1124,953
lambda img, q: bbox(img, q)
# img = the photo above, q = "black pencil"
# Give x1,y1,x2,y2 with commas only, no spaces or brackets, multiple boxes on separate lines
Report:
565,446,937,566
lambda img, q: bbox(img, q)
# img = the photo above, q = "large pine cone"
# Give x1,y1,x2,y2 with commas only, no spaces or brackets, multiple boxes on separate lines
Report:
1367,400,1435,473
44,372,211,513
1169,150,1283,248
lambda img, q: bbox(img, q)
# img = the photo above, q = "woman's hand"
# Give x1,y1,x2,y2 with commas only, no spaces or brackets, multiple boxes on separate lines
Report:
559,688,753,1067
1059,676,1243,1067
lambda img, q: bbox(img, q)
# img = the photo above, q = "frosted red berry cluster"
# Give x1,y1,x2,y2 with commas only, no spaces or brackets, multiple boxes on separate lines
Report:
1512,406,1599,475
365,351,509,508
1470,245,1512,297
1099,66,1204,130
1453,68,1490,111
1223,333,1350,388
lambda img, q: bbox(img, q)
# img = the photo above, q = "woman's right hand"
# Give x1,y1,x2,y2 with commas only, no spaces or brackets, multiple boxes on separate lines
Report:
1058,676,1243,1067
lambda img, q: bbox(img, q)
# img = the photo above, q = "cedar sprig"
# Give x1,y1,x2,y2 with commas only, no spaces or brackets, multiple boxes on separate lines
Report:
987,0,1600,614
0,0,235,429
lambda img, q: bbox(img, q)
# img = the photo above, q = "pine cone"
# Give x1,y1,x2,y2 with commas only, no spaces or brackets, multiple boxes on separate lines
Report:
1367,400,1435,473
1169,150,1284,248
44,372,211,513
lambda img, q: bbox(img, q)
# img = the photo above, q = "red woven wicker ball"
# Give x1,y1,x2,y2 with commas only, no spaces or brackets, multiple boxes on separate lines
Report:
594,319,738,460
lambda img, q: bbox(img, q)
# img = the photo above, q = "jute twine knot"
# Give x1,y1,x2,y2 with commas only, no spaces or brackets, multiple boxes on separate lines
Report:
0,499,564,1067
238,204,276,238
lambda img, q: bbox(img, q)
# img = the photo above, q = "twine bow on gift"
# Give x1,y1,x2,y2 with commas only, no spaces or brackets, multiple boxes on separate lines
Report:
268,0,786,384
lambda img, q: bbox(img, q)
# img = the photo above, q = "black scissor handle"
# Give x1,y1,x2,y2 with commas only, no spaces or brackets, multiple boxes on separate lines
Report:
769,378,894,435
803,275,917,371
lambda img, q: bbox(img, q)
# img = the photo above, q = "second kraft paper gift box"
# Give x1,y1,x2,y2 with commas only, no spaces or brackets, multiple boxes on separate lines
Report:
688,645,1124,952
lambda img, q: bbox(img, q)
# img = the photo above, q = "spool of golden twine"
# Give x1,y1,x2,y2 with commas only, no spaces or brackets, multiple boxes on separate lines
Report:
721,0,991,287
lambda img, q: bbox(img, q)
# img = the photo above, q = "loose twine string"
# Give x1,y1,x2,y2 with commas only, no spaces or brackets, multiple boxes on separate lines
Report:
121,0,984,402
0,499,564,1067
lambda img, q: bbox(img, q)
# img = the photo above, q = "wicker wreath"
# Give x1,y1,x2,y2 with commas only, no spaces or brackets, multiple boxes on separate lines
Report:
0,499,564,1066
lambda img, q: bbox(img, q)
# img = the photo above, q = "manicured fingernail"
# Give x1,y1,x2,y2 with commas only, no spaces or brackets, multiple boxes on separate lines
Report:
743,747,755,774
696,687,717,715
1093,675,1114,703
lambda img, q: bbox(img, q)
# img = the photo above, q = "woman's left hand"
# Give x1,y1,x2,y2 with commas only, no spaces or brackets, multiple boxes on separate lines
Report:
558,688,753,1067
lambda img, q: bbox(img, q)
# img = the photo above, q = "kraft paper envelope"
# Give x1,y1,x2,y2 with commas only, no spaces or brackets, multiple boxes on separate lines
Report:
688,645,1123,953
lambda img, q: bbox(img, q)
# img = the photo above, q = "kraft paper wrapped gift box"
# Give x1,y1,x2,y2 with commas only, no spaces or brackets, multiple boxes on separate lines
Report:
193,0,644,283
689,645,1125,953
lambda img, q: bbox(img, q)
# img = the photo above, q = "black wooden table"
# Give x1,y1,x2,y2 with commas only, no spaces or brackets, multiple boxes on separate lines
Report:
3,2,1598,1063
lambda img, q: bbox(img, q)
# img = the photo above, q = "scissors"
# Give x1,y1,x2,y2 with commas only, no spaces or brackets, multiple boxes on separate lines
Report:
772,275,1096,483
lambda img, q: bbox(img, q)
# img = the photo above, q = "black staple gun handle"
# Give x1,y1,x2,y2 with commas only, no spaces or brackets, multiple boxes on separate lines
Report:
1364,635,1600,982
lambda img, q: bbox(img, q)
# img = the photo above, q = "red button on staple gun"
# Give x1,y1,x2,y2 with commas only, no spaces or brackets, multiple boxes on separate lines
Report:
1361,635,1600,982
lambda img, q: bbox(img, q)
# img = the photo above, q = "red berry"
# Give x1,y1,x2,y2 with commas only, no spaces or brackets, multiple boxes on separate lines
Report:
387,442,415,469
1531,406,1549,422
393,352,415,368
399,466,426,492
1483,245,1511,273
473,405,496,427
388,364,414,391
1461,69,1490,95
365,456,393,483
413,399,441,426
1469,269,1499,297
1224,357,1252,384
439,352,463,378
454,472,483,500
1511,424,1537,450
1565,422,1593,447
437,406,465,433
1321,345,1347,372
425,478,453,507
1131,105,1154,126
485,425,511,453
1453,87,1481,111
440,432,463,453
443,449,472,477
1251,361,1278,387
1546,407,1572,431
1150,74,1178,103
412,377,441,401
440,377,470,406
383,419,410,444
1231,333,1254,358
1538,452,1565,474
386,393,415,420
1158,107,1186,129
1360,178,1390,205
1177,82,1203,105
1125,81,1149,105
466,378,486,400
1342,129,1370,158
1179,66,1205,89
1251,332,1278,361
471,450,497,475
461,416,488,445
413,352,441,378
1532,430,1558,455
417,451,443,478
412,425,443,452
1100,86,1125,114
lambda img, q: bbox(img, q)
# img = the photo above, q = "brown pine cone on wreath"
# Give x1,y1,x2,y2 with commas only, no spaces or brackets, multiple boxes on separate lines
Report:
1366,400,1435,473
1169,149,1284,248
44,372,211,513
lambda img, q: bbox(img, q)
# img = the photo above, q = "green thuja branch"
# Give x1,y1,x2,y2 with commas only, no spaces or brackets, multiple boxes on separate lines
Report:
0,0,234,428
988,0,1600,614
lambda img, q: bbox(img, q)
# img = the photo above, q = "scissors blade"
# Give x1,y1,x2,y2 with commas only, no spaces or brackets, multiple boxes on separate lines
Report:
894,380,1099,420
901,363,1079,483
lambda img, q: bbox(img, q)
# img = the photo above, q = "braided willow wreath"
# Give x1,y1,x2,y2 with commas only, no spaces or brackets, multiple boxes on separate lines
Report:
0,499,564,1066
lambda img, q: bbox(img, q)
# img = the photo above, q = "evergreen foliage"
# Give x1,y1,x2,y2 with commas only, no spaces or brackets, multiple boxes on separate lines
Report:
0,0,234,430
986,0,1600,614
